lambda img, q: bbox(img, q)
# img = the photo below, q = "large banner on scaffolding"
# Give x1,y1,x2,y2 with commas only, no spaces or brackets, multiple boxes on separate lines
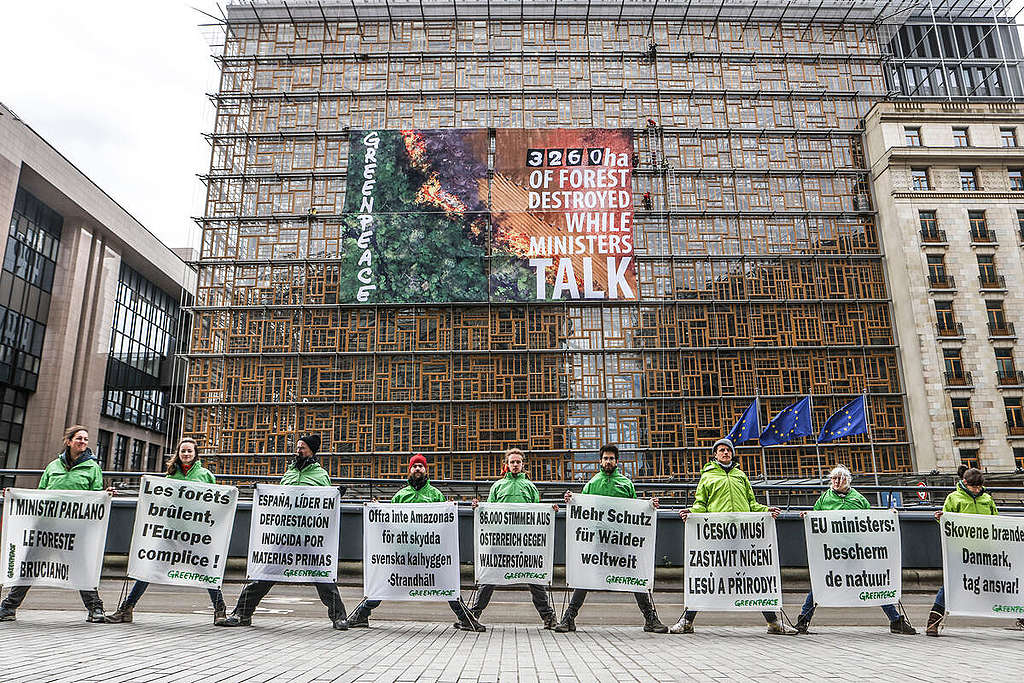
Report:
491,128,636,301
341,128,636,303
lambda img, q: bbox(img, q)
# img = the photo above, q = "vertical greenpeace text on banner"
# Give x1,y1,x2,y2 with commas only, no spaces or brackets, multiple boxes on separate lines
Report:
127,475,238,590
564,493,657,592
1,489,111,590
474,502,555,586
362,502,460,601
939,511,1024,618
804,509,902,607
684,512,782,611
247,483,341,583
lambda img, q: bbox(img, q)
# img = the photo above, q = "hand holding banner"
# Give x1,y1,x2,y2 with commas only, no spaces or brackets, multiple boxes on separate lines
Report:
1,489,111,590
940,511,1024,618
363,502,460,600
804,509,902,607
565,493,657,592
474,503,555,585
684,512,781,611
127,475,238,589
247,483,341,582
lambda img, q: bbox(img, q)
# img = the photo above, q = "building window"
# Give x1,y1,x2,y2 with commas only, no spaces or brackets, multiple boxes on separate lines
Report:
147,443,162,472
130,439,145,471
905,127,922,146
960,168,979,191
952,398,976,435
96,430,112,469
113,434,129,471
4,188,62,292
995,348,1019,384
0,387,28,475
959,448,979,468
911,168,931,190
1018,210,1024,240
943,348,968,385
935,301,959,334
927,254,952,288
1000,127,1018,147
968,210,991,241
1015,447,1024,471
919,210,942,241
977,254,1001,288
952,127,970,147
1009,169,1024,191
102,263,180,433
1006,398,1024,435
986,300,1011,335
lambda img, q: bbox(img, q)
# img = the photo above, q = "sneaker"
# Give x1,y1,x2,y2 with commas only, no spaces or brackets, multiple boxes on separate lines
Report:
889,616,916,635
454,619,487,632
217,614,252,627
333,618,349,631
0,607,16,622
668,618,693,634
213,605,228,626
86,608,107,623
766,621,797,635
347,608,369,628
542,614,558,630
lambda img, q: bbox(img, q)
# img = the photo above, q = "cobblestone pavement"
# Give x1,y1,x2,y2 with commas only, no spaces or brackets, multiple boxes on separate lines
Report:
1,607,1022,682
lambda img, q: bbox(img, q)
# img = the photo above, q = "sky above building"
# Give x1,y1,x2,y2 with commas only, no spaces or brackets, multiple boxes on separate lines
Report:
1,1,222,250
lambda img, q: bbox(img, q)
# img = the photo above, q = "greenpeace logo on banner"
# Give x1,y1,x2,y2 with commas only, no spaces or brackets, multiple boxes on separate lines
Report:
860,590,898,601
410,589,456,597
606,574,649,587
993,605,1024,613
284,569,331,578
168,570,218,584
7,544,14,578
734,598,779,608
505,571,548,581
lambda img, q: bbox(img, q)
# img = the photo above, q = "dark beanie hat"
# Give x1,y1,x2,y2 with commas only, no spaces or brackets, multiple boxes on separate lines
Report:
298,434,321,455
409,453,427,469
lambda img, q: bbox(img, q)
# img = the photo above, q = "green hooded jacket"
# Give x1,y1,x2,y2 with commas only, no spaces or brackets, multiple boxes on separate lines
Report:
581,469,636,499
812,487,870,511
280,459,331,487
487,472,540,503
391,480,445,503
38,449,103,491
168,461,216,484
691,460,767,513
942,481,998,515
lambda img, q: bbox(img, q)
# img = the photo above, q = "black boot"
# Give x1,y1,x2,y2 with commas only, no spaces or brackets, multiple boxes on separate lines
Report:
794,615,811,634
332,606,349,630
890,616,916,635
542,613,558,629
554,606,578,633
454,605,486,632
347,601,370,628
217,613,252,627
0,606,17,622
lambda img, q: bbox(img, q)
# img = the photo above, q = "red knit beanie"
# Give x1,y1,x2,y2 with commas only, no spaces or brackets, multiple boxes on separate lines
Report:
409,453,427,469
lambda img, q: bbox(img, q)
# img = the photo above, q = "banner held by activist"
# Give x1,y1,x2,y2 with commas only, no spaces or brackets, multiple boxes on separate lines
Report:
939,511,1024,620
1,488,111,590
128,474,238,590
247,483,341,583
684,511,782,611
804,511,903,603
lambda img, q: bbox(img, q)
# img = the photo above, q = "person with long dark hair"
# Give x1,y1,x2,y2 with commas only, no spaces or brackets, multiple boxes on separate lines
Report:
0,425,110,623
107,438,227,624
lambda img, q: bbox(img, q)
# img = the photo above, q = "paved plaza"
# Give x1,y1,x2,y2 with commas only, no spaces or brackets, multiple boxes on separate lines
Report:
1,584,1022,682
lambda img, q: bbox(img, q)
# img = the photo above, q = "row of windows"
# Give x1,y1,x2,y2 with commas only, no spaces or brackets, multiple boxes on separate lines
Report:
950,397,1024,437
910,167,1023,192
918,208,1024,244
942,347,1022,388
905,125,1019,148
95,429,165,473
934,299,1015,338
959,447,1024,472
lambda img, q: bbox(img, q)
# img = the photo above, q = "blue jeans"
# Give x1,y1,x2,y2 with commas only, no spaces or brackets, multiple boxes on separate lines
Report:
124,580,225,610
932,587,945,612
799,590,899,623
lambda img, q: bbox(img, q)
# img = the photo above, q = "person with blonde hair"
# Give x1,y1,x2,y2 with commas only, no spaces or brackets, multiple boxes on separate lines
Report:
0,425,111,623
107,437,226,624
793,465,915,635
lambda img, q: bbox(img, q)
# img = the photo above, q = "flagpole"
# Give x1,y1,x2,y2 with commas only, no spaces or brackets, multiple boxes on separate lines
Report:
755,393,769,506
810,393,824,482
864,389,882,506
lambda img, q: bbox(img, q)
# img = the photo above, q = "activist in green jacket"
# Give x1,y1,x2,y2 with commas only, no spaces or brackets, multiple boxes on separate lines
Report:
487,471,540,503
928,466,1002,636
109,437,227,625
793,465,916,636
671,438,791,635
348,453,485,633
219,434,349,630
0,425,108,624
555,444,667,634
468,448,556,629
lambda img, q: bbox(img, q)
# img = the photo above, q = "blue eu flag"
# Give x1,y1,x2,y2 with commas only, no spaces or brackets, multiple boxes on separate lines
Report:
726,399,760,445
759,397,813,446
818,396,868,443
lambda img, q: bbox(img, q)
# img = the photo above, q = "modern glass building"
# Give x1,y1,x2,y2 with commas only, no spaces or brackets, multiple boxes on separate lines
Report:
187,0,1023,482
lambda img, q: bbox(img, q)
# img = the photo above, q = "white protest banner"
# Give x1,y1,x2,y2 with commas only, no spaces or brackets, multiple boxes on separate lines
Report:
940,511,1024,618
1,489,110,590
474,503,555,585
128,475,238,589
804,509,902,607
565,493,657,592
684,512,781,611
247,483,340,582
363,502,460,600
